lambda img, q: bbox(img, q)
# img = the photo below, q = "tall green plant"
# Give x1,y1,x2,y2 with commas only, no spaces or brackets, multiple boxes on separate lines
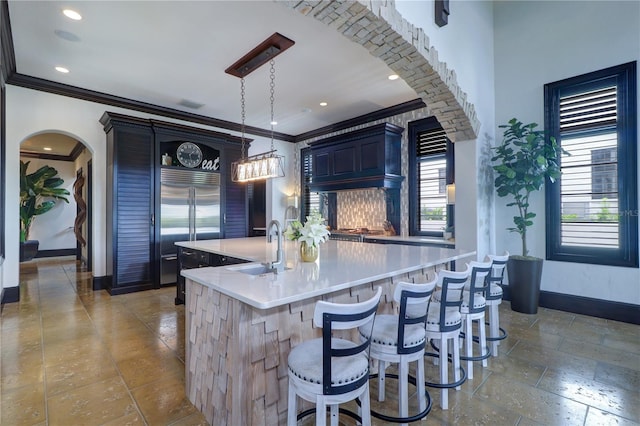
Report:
20,160,70,242
492,119,566,257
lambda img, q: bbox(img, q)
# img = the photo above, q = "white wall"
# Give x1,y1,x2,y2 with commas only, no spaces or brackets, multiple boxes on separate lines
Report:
19,156,77,250
494,0,640,304
3,85,295,292
395,0,496,259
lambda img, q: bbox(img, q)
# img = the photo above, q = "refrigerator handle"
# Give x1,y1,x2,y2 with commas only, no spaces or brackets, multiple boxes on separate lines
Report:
150,214,155,227
192,187,197,241
189,187,196,241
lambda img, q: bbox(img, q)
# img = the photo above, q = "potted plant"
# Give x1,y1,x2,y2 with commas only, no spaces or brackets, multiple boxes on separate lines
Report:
20,160,70,261
283,210,330,262
492,118,565,314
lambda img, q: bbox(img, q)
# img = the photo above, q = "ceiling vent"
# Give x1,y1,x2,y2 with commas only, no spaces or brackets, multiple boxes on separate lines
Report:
178,99,205,109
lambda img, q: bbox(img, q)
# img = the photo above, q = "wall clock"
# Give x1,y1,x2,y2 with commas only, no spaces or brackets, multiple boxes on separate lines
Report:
176,142,203,168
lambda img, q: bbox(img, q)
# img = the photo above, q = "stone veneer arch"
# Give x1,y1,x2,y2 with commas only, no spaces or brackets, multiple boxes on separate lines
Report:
282,0,480,142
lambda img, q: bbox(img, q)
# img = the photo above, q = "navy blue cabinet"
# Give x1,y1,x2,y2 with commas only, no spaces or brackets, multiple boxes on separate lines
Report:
308,123,404,192
100,112,248,297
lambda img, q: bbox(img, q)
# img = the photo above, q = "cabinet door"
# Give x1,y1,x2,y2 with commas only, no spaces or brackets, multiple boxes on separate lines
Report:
224,145,247,238
112,126,155,292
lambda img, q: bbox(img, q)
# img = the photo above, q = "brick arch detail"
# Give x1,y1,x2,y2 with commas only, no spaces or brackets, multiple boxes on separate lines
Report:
283,0,480,142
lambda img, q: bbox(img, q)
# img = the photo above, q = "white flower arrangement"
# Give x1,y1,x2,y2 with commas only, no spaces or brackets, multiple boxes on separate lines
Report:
284,210,331,247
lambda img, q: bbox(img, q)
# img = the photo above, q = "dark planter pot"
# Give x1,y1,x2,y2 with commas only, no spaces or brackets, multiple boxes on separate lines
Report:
20,240,39,262
507,256,543,314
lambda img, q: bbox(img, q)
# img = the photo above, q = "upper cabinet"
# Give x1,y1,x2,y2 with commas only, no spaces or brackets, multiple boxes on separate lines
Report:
308,123,404,192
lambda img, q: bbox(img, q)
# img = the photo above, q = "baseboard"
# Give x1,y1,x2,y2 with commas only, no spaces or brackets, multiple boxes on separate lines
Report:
108,282,155,296
92,276,109,291
35,249,76,258
1,286,20,304
501,286,640,325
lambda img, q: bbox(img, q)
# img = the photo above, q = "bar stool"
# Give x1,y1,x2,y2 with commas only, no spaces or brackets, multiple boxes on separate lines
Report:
486,252,509,356
360,279,436,425
424,268,470,410
459,261,492,380
287,287,382,426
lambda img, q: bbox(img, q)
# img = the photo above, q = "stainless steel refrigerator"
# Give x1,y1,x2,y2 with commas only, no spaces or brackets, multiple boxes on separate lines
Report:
160,168,221,285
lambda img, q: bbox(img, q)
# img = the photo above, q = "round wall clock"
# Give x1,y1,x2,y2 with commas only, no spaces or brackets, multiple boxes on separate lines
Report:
176,142,203,168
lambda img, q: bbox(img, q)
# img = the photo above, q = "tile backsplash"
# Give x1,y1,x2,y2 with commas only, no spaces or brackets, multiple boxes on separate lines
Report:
337,189,387,230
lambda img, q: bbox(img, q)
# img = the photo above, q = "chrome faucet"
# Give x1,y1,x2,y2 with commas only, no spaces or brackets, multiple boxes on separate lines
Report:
264,219,285,273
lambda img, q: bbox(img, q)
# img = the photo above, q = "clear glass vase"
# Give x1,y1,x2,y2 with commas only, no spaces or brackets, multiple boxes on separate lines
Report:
299,241,319,262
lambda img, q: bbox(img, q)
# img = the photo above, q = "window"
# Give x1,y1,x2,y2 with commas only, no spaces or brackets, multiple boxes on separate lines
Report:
409,117,453,236
591,147,617,200
300,147,320,219
545,62,638,267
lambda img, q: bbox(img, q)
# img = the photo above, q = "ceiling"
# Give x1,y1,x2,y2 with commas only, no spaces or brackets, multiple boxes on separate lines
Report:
7,1,419,142
20,133,81,157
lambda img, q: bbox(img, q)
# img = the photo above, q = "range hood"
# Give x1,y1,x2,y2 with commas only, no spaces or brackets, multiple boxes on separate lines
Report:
307,123,404,192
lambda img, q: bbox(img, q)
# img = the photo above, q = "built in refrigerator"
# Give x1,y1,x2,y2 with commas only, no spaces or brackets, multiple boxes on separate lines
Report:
160,168,221,285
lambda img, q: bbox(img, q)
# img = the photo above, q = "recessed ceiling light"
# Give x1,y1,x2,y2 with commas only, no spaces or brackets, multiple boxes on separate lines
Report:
388,74,400,80
319,102,328,107
270,120,278,126
55,66,69,73
43,147,52,151
63,9,82,20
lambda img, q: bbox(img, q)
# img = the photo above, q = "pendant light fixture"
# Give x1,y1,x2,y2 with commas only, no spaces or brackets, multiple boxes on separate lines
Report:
229,33,293,183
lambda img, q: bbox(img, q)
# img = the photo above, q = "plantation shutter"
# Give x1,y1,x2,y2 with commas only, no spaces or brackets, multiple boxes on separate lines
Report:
416,125,448,233
558,84,619,248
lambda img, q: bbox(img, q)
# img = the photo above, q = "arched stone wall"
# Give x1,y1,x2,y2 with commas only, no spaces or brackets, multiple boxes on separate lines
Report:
283,0,480,142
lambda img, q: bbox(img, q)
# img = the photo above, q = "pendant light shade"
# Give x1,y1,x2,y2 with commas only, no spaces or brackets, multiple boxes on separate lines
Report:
229,33,293,183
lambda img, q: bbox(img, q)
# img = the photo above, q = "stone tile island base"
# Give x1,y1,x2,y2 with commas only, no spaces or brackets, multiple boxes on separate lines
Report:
185,265,443,425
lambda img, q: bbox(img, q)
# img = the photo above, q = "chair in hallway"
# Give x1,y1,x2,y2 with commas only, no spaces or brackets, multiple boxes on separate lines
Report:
459,261,492,380
361,279,436,425
486,252,509,356
425,268,470,410
287,287,382,426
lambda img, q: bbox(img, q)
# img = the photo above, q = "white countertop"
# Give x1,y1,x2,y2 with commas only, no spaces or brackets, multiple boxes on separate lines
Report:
179,238,475,310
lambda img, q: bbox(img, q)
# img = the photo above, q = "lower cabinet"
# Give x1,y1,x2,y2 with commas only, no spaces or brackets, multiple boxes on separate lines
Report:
175,247,248,304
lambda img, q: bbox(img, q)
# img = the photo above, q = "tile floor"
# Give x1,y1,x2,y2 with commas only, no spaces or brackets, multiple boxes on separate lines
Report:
1,256,639,425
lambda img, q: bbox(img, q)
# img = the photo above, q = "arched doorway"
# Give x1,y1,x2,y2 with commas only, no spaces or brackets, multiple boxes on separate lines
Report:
19,132,93,270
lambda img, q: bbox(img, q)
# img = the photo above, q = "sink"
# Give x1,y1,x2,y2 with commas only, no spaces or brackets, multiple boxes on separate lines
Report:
227,264,291,276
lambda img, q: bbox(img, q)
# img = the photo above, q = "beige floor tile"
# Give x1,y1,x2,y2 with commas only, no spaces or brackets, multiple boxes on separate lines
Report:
0,383,47,425
509,341,599,380
431,393,522,425
602,333,640,355
118,349,185,389
132,375,196,425
47,376,138,425
45,352,120,396
503,325,564,350
101,411,147,426
538,368,640,422
559,337,640,371
484,352,546,385
1,356,44,391
43,334,108,367
167,411,210,426
584,407,640,426
474,373,588,425
594,362,640,394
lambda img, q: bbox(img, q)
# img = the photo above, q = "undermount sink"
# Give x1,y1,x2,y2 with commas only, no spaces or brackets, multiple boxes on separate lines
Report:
227,264,291,276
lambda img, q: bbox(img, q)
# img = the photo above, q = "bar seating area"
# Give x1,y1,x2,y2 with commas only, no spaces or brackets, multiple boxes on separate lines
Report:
2,256,639,425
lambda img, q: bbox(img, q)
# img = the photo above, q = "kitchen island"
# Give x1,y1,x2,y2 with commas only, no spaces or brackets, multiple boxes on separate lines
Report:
179,237,475,425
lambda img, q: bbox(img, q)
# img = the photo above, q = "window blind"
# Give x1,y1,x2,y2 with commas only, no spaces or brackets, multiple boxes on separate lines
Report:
558,85,619,248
